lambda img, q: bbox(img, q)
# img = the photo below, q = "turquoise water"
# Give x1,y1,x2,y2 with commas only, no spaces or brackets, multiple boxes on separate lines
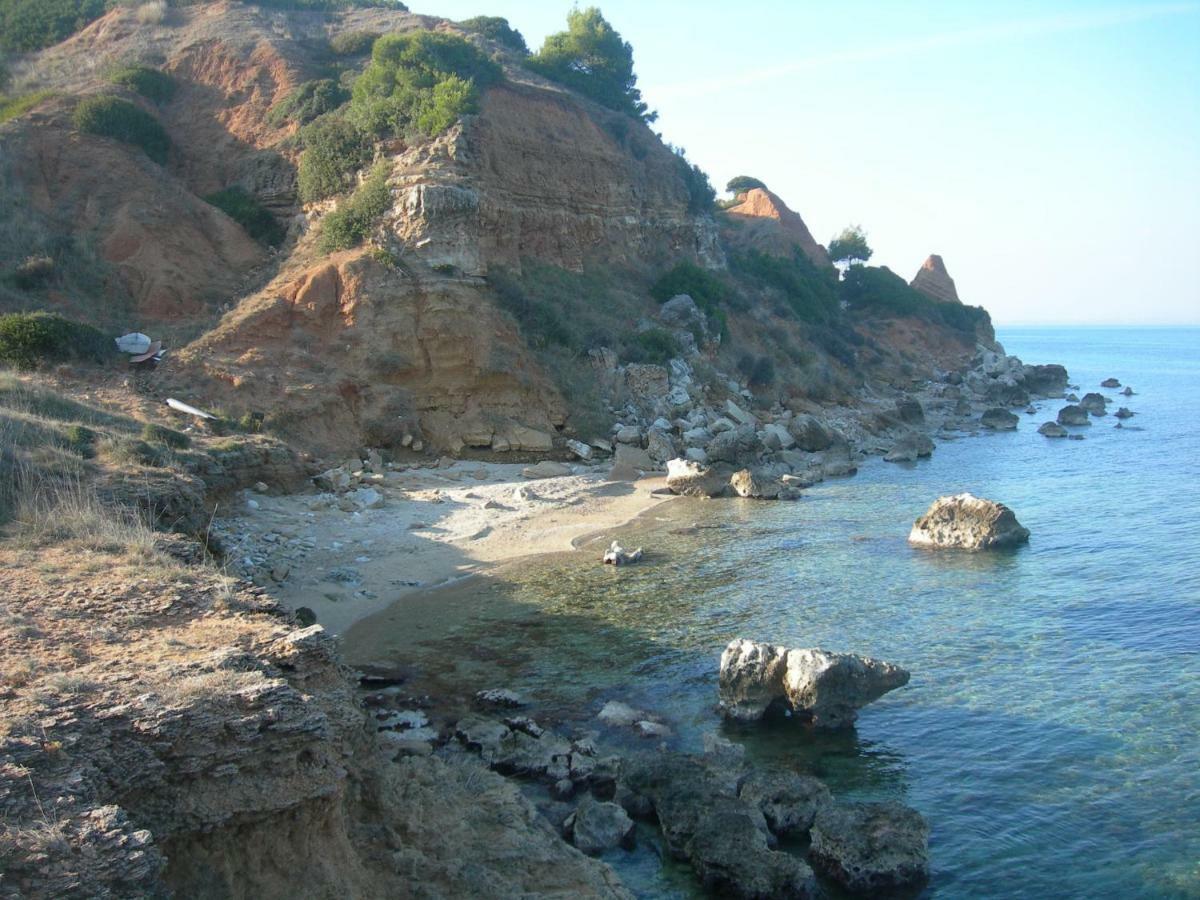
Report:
354,327,1200,898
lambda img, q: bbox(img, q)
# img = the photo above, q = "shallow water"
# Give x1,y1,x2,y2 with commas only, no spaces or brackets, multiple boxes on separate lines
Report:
348,327,1200,899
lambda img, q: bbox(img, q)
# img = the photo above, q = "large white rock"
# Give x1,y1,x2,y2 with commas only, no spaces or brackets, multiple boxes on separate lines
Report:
718,639,910,728
908,493,1029,550
666,458,727,498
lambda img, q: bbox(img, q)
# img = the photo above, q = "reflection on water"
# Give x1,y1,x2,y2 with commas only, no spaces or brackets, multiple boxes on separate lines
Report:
344,328,1200,899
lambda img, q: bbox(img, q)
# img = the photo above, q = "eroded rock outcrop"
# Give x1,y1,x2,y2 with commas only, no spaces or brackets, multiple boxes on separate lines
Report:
666,458,728,498
908,493,1030,550
910,254,960,303
723,188,830,266
718,640,910,727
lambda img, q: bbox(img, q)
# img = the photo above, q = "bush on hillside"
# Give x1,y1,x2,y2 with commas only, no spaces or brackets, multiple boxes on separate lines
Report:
840,264,990,334
0,0,107,53
205,187,284,246
9,255,55,290
297,115,370,202
726,175,766,195
318,161,391,252
140,421,190,448
108,65,175,103
672,146,716,214
729,248,841,325
459,16,527,54
329,29,379,56
525,7,652,122
737,352,775,387
0,312,114,370
350,30,500,138
650,260,724,307
72,95,170,164
268,78,349,126
624,328,678,365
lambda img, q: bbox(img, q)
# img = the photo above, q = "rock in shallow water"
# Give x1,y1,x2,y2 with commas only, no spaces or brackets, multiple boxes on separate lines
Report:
737,770,832,836
569,795,635,855
1038,421,1068,438
980,407,1019,430
666,458,728,497
718,640,909,727
1057,404,1091,426
809,801,930,894
908,493,1030,551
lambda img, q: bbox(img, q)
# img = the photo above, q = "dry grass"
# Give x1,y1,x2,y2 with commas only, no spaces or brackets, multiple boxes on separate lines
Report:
135,1,168,25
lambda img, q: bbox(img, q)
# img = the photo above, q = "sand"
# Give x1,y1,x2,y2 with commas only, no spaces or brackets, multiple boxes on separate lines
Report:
216,460,671,634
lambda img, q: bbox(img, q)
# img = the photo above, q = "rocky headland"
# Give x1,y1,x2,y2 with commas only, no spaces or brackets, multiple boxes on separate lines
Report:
0,2,1078,897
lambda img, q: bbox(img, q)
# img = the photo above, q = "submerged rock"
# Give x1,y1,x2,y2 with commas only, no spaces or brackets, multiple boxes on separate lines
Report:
980,408,1019,430
1038,421,1068,438
1057,405,1091,426
908,493,1030,550
718,639,909,727
809,801,930,894
666,458,728,498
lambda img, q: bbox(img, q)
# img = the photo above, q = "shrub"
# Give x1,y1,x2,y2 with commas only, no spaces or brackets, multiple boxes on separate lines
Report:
99,436,165,467
140,421,189,448
672,147,716,214
318,161,391,252
10,255,55,290
205,186,284,246
73,95,169,164
108,65,175,104
247,0,406,9
64,424,96,456
726,175,766,195
651,260,725,310
839,265,990,335
459,16,527,54
329,30,379,56
488,266,577,351
625,328,678,365
0,0,107,53
297,115,370,202
525,7,652,122
350,30,500,138
0,89,55,124
267,78,349,126
0,312,113,370
737,353,775,387
729,248,841,325
134,1,167,25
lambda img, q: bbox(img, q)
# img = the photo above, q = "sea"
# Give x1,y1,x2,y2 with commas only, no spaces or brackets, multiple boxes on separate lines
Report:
346,326,1200,899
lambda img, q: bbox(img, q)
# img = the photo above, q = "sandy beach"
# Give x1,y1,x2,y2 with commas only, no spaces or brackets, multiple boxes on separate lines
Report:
213,460,672,634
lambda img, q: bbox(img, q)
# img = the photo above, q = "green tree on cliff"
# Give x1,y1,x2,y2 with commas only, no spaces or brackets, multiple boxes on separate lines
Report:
726,175,767,195
828,225,873,273
526,7,654,122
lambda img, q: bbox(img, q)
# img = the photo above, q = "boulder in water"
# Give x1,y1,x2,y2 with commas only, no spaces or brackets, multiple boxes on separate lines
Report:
1114,407,1134,419
1038,421,1068,438
729,468,782,499
884,431,934,462
809,801,930,894
1121,386,1135,396
602,541,643,565
666,458,728,498
908,493,1030,550
568,795,635,855
1101,377,1121,388
1079,392,1108,415
718,639,909,727
1057,405,1091,426
980,408,1019,430
738,770,832,836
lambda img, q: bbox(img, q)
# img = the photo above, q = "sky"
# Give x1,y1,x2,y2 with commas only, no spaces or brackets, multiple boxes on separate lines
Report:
424,1,1200,325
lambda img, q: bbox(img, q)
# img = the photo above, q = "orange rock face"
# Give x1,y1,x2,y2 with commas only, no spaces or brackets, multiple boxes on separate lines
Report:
723,188,830,266
910,254,960,303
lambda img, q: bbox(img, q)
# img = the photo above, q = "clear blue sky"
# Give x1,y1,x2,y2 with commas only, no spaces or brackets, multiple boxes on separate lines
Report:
424,1,1200,325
